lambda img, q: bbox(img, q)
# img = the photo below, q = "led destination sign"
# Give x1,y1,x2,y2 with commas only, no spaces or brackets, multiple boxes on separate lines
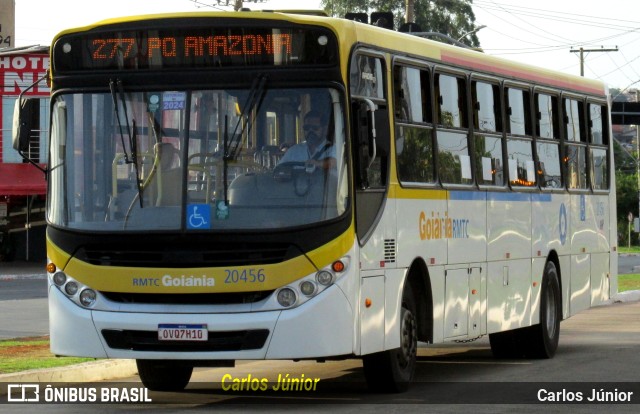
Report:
91,33,293,60
53,22,337,72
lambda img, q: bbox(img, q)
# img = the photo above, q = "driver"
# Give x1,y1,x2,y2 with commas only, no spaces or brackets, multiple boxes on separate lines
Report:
278,110,336,171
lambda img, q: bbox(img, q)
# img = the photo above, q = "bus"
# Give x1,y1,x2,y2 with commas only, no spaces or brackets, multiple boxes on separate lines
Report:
13,10,617,393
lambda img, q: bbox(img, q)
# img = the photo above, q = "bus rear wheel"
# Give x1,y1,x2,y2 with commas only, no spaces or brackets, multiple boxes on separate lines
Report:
136,360,193,391
524,261,561,358
362,283,417,393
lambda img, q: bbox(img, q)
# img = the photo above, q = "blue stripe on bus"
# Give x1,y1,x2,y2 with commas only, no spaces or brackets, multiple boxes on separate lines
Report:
449,191,486,201
449,191,553,202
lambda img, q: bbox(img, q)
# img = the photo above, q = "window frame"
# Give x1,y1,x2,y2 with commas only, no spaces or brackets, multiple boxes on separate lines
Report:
392,57,437,187
586,98,610,193
433,67,473,188
504,82,536,190
562,93,589,192
471,74,506,189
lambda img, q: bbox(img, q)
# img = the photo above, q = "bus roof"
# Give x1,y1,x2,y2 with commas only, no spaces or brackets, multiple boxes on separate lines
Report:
52,10,606,97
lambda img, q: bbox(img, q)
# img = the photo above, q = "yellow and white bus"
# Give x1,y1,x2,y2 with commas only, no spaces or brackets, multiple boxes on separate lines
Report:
14,10,617,392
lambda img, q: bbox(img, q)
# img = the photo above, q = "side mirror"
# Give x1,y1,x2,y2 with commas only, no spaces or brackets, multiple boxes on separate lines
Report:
12,97,39,152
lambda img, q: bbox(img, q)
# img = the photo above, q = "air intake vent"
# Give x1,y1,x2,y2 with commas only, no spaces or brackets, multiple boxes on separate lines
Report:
384,239,396,263
76,242,296,268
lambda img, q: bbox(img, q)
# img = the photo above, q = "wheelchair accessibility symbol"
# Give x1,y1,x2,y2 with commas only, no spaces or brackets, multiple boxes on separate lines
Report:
187,204,211,229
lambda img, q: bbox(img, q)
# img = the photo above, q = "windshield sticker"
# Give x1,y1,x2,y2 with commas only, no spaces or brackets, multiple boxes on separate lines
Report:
216,200,230,220
163,91,186,110
187,204,211,229
147,94,160,112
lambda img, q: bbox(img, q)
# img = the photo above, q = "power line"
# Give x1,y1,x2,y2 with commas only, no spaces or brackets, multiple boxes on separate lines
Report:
474,1,640,31
570,47,619,76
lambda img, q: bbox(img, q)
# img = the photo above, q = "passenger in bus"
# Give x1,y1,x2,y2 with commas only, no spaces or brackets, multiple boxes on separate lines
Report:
278,110,336,171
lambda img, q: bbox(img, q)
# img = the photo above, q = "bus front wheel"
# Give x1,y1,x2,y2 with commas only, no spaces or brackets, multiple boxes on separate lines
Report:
136,360,193,391
362,283,417,393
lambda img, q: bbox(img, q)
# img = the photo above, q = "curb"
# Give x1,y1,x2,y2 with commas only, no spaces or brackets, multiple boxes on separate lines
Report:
0,359,137,384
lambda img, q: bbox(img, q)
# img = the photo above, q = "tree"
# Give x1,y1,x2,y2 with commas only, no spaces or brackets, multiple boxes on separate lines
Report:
321,0,481,47
616,171,639,246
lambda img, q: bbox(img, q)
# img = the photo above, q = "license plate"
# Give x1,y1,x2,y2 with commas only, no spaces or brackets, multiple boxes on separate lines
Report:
158,324,208,342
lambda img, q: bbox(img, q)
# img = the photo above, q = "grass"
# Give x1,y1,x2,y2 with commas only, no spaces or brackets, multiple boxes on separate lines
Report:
618,246,640,254
619,274,640,292
0,336,93,374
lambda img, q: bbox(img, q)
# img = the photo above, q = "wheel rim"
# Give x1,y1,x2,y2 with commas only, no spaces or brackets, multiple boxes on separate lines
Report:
398,307,417,369
545,282,558,339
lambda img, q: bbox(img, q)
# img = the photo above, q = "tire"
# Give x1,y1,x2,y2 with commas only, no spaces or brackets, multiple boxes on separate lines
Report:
136,360,193,392
524,261,561,358
362,283,418,393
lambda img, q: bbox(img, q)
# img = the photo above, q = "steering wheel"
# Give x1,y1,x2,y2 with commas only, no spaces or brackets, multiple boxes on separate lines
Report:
272,161,308,182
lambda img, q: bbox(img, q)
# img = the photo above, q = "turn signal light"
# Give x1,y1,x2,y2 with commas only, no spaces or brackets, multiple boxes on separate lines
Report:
46,263,57,273
331,260,345,273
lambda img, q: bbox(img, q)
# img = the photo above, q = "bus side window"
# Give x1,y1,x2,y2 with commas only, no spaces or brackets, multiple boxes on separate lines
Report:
394,64,434,184
472,80,504,186
535,92,562,189
564,97,588,190
435,72,472,185
588,102,609,190
506,86,535,188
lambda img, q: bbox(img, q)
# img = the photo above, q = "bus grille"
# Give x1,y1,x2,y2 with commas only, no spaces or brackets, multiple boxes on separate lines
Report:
101,329,269,352
100,291,273,305
76,242,294,268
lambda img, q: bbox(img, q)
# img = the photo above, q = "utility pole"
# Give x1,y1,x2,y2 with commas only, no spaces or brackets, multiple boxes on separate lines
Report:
636,89,640,242
569,46,618,76
406,0,415,23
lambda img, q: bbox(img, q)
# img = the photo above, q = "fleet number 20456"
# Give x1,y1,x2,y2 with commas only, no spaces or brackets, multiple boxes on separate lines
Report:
225,269,266,284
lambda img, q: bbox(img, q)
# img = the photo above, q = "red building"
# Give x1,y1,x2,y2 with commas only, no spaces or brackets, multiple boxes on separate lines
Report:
0,46,49,261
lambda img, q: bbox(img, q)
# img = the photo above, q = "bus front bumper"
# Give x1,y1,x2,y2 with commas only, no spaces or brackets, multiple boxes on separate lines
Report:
49,284,354,361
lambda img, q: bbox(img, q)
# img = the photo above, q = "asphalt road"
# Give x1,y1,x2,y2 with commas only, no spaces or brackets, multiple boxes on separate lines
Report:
3,300,640,413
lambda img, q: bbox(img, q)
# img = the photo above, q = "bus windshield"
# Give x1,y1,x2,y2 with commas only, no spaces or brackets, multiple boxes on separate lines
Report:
47,87,349,232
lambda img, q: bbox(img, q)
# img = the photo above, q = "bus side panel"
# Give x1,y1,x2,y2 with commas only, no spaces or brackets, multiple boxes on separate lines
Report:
530,257,546,326
383,268,406,351
590,252,610,306
430,265,446,344
486,259,532,333
559,254,571,319
593,195,611,252
447,192,486,265
570,254,591,316
359,197,397,271
531,194,565,258
487,193,531,262
395,196,448,269
569,193,594,316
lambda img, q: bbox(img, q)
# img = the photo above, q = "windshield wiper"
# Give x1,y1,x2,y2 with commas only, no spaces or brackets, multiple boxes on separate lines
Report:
222,73,268,205
225,73,268,161
110,78,144,208
110,79,132,164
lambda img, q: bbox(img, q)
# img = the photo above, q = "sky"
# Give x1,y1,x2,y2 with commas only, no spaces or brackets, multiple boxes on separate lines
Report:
10,0,640,91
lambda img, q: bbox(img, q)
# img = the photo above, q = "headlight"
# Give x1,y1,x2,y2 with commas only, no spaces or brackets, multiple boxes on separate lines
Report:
316,270,334,286
299,280,316,296
50,269,100,308
64,281,79,296
277,288,297,307
79,289,97,307
52,271,67,286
